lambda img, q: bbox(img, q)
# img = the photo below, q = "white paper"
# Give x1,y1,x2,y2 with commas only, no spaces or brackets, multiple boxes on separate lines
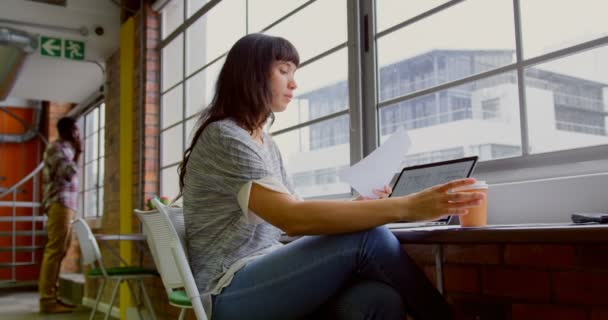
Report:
339,127,410,198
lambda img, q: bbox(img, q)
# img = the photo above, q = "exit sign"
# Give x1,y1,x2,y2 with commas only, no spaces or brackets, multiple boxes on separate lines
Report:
39,36,85,61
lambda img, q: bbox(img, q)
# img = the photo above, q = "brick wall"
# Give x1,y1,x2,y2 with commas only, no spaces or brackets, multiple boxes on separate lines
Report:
82,4,175,317
404,243,608,320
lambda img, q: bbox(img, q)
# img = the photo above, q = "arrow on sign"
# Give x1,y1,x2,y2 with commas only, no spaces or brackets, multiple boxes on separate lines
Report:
41,38,61,57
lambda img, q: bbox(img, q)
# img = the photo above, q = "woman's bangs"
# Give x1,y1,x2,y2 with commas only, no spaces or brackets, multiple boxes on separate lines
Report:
273,38,300,67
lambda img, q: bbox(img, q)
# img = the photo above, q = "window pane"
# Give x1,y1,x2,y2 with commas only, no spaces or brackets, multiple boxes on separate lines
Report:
161,124,184,166
248,0,309,32
185,117,199,148
85,108,98,137
162,0,184,39
78,192,84,218
85,162,98,190
186,0,245,75
272,49,348,132
187,0,208,17
84,190,97,218
161,166,180,200
273,115,351,198
162,85,184,128
525,46,608,154
85,132,98,163
162,34,184,91
521,0,608,59
376,0,450,33
98,187,104,217
186,58,224,117
379,71,522,163
99,157,104,187
265,0,347,62
99,103,105,128
377,0,515,102
99,128,105,157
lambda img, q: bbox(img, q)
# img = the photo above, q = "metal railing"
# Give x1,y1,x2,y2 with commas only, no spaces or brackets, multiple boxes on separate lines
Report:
0,106,47,287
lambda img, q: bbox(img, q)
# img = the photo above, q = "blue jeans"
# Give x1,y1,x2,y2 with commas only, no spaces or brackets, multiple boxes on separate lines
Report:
212,226,452,320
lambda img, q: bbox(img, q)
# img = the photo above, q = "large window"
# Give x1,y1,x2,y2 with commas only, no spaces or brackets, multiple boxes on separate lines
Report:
77,103,105,218
159,0,608,199
376,0,608,166
159,0,351,199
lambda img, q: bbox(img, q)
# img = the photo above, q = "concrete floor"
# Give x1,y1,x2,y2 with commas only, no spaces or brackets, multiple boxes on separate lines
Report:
0,288,90,320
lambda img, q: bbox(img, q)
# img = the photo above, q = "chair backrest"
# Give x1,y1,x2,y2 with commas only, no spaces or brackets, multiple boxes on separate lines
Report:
135,208,185,291
72,218,103,267
142,199,208,320
154,199,187,253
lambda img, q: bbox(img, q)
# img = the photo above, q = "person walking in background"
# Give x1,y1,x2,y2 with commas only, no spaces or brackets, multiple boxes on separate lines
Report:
38,117,81,314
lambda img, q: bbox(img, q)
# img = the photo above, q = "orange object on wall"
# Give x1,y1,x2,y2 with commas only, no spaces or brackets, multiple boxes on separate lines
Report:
0,107,44,281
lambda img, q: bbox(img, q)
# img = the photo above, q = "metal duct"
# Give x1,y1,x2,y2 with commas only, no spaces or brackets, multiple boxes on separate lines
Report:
0,26,37,53
0,102,45,144
0,27,37,100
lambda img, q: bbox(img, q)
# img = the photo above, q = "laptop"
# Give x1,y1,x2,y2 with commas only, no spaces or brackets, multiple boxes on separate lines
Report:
386,156,478,229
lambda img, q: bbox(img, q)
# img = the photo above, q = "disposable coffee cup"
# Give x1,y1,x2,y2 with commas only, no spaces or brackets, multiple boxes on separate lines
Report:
452,181,488,227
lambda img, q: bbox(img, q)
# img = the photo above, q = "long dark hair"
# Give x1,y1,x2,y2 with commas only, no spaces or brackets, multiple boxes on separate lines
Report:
176,33,299,200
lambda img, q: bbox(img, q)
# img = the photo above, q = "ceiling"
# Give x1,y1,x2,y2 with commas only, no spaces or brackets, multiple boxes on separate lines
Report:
0,0,121,104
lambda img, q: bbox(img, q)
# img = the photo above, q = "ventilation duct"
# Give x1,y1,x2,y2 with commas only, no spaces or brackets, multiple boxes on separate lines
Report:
0,101,44,144
0,27,37,100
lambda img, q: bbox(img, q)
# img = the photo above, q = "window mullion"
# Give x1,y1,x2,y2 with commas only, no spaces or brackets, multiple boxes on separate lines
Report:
347,0,363,165
360,0,378,157
513,0,530,156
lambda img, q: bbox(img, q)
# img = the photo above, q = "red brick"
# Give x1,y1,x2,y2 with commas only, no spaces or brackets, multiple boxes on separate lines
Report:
553,271,608,305
444,265,480,294
576,245,608,270
144,126,159,136
444,244,501,264
146,60,159,71
482,268,550,301
449,295,510,320
505,245,575,268
146,17,159,28
512,304,587,320
591,308,608,320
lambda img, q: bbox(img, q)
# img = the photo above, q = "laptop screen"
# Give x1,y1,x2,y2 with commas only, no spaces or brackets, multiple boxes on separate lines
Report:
388,156,478,224
390,156,478,198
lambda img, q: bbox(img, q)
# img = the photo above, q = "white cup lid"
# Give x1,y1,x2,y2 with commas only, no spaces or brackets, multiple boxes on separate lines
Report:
452,180,488,191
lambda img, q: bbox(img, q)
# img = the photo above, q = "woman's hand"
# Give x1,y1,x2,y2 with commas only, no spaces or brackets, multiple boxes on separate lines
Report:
355,185,392,201
400,178,485,221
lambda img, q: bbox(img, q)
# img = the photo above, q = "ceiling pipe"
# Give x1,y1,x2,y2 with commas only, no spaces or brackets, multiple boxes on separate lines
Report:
0,26,38,53
0,102,46,144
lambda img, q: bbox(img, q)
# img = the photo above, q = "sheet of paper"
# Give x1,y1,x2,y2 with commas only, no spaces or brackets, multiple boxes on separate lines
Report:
339,127,410,198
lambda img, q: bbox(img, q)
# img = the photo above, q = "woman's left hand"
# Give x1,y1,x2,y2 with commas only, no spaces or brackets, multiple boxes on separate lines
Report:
355,185,392,201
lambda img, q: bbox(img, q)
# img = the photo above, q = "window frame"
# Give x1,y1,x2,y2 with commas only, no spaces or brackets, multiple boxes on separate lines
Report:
157,0,608,200
78,102,105,219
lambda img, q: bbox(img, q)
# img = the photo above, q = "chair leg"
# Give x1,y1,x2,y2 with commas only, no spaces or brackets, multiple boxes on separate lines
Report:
104,278,121,320
126,280,144,320
90,278,107,320
178,308,187,320
139,279,157,320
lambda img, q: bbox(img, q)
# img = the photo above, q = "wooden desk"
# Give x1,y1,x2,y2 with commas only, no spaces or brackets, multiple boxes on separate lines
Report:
391,223,608,293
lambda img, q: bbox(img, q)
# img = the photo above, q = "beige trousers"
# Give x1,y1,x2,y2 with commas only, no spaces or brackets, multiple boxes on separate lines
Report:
38,203,75,305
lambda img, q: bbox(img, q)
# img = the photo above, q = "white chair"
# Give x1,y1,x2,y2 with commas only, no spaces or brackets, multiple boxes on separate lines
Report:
135,199,208,320
71,218,157,320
